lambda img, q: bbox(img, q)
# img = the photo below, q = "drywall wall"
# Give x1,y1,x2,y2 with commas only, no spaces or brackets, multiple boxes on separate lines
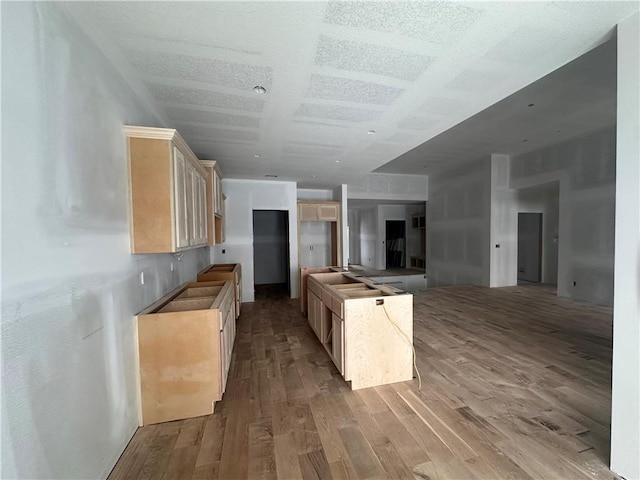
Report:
299,222,332,268
610,11,640,480
517,182,560,285
211,179,298,302
1,3,209,479
427,159,491,287
347,209,360,265
348,173,428,201
252,211,289,285
510,127,616,305
358,207,378,268
333,184,349,267
489,154,518,288
297,188,333,201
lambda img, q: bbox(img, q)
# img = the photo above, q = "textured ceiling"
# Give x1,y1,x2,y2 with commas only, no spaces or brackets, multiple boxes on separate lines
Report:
67,1,638,187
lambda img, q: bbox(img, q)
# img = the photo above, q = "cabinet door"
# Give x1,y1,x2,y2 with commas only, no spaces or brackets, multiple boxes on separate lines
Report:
317,204,339,221
186,163,197,245
173,148,190,249
299,204,318,221
196,173,207,245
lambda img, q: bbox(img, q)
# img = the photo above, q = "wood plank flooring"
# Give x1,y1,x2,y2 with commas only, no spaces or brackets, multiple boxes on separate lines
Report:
109,285,616,479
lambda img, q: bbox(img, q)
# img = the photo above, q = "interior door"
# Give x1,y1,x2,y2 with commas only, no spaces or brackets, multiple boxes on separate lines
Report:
517,213,543,282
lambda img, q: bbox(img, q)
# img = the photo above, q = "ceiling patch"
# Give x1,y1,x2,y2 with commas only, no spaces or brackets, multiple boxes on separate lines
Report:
484,27,566,64
146,83,265,112
165,107,260,128
315,35,433,81
124,49,273,90
295,104,381,122
383,132,415,143
421,97,465,115
398,115,440,130
324,1,483,44
446,70,504,93
179,124,259,142
307,74,403,105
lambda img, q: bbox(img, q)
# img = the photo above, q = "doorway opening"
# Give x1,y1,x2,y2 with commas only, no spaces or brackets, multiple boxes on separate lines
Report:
517,213,543,283
253,210,290,299
385,220,406,269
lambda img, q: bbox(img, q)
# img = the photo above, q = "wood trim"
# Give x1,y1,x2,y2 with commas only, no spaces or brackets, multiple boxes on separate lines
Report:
124,125,208,177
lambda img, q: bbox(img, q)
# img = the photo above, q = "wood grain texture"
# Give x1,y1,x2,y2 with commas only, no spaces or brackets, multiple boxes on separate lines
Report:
128,137,173,253
197,264,242,318
112,285,616,480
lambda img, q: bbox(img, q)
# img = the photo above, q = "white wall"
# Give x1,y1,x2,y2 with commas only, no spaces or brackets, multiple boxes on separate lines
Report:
358,207,378,268
333,184,349,267
610,11,640,480
347,209,360,265
1,3,209,479
348,173,428,201
510,127,616,305
212,179,298,302
427,159,492,287
489,154,518,287
296,188,333,201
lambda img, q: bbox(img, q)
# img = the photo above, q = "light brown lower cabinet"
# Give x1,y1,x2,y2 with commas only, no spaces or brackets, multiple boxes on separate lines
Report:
197,263,242,318
306,272,413,390
135,280,236,426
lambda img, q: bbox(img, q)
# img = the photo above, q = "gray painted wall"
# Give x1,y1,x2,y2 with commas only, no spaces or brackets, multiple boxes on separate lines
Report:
1,4,209,478
510,127,616,305
427,159,491,287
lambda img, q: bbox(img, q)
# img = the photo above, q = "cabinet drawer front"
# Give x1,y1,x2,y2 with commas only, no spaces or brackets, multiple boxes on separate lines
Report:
317,204,339,221
299,204,318,221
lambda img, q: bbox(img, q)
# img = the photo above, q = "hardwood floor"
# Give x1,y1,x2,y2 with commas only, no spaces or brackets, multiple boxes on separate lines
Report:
109,285,616,479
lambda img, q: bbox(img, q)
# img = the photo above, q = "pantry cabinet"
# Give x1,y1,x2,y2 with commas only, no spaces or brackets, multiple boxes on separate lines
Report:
125,126,208,253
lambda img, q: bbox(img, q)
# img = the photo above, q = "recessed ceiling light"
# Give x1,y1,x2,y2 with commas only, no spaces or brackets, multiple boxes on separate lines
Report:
366,130,376,135
264,174,278,178
312,175,317,178
254,154,261,158
528,103,535,107
335,160,341,163
253,85,267,94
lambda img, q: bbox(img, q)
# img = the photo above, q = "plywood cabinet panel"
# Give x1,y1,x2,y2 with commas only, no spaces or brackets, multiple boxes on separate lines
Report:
305,271,413,390
201,161,225,245
126,126,208,253
136,280,235,425
197,263,242,318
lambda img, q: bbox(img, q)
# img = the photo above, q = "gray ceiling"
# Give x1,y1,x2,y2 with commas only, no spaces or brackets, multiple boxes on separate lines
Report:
67,1,638,187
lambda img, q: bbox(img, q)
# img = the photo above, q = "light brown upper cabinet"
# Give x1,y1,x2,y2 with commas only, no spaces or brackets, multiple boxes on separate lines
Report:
201,160,225,245
125,126,208,253
298,201,340,222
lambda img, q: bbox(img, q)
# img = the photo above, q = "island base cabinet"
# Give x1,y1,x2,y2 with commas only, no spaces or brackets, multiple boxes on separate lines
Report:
343,296,413,390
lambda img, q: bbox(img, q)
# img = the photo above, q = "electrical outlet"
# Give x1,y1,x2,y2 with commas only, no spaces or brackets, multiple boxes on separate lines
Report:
573,281,577,286
139,272,145,285
222,249,226,254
